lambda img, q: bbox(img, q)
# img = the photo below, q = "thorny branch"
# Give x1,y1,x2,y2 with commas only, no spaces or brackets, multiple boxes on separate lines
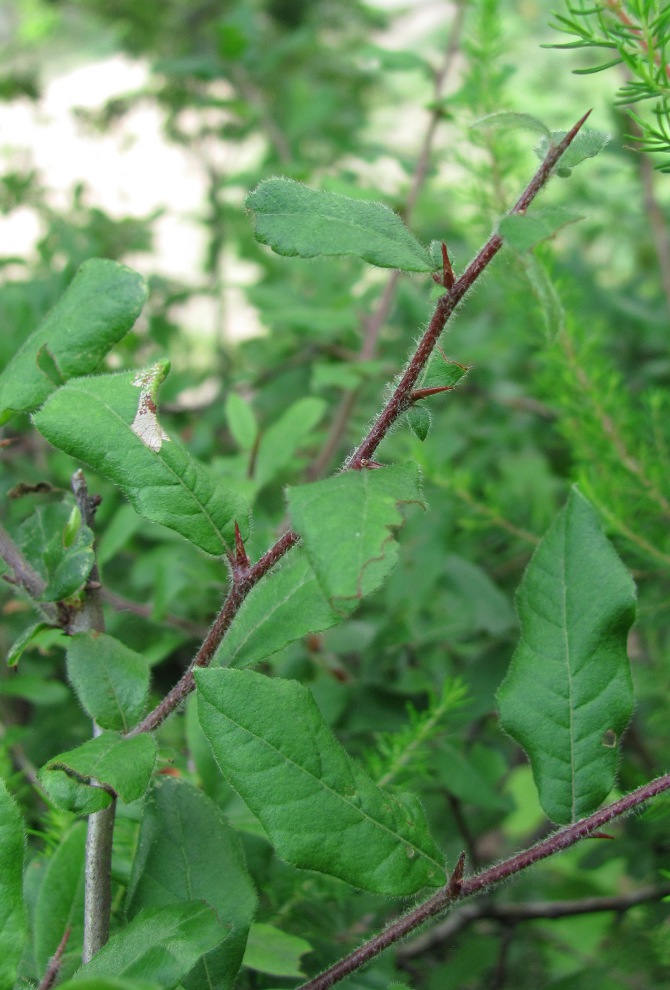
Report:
297,769,670,990
128,110,592,737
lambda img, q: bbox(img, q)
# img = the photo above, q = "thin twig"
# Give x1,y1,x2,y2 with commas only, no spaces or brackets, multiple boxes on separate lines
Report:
399,881,670,957
296,769,670,990
126,111,592,739
100,587,209,638
0,521,59,623
38,925,71,990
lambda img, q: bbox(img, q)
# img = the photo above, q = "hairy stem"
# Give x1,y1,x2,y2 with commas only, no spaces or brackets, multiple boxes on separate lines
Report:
297,769,670,990
127,110,592,738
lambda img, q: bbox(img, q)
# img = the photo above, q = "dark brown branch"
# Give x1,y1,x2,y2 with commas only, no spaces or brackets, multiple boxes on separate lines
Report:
399,882,670,958
297,768,670,990
127,110,592,739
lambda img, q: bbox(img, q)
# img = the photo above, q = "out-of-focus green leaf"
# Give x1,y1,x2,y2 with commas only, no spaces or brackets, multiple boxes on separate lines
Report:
497,488,636,823
225,392,257,452
534,128,610,176
255,397,326,488
0,258,147,423
242,923,311,978
34,822,86,981
0,778,26,989
499,207,583,252
246,179,434,272
196,668,446,895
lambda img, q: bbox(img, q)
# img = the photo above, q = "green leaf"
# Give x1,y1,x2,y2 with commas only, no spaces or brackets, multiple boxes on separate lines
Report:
196,668,445,895
7,621,52,667
287,463,423,611
216,546,351,669
407,405,431,441
471,110,551,137
499,207,583,253
33,822,86,981
126,776,257,990
59,979,160,990
255,397,327,488
0,673,69,705
246,178,434,272
497,488,636,824
243,923,311,978
421,355,470,390
40,732,157,813
225,392,257,451
17,502,95,602
521,254,565,341
534,128,610,177
32,365,248,555
0,778,27,989
73,902,225,988
0,258,147,424
66,632,150,732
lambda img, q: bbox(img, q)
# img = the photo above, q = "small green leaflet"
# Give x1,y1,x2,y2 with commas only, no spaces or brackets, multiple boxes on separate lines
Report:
287,463,423,611
17,502,95,602
471,110,551,137
0,778,26,990
535,128,610,177
246,178,434,272
196,668,445,895
33,364,248,555
0,258,147,424
497,488,636,824
499,207,583,253
40,732,157,813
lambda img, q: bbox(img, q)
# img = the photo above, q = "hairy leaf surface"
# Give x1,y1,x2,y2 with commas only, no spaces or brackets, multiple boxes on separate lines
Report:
497,488,635,823
0,259,147,423
73,903,225,988
33,366,248,555
246,178,434,272
66,632,149,732
126,776,257,990
196,668,445,895
0,778,26,988
287,463,422,611
41,732,157,813
216,546,353,668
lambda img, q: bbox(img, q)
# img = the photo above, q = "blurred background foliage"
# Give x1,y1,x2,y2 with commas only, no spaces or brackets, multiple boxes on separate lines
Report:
2,1,670,987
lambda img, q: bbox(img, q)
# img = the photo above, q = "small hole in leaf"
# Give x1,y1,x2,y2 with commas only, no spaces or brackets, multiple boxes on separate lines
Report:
602,729,617,749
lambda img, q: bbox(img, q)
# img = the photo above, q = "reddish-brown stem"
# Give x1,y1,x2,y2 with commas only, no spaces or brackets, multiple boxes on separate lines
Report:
127,110,592,739
126,529,300,736
297,769,670,990
38,926,71,990
348,109,592,468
